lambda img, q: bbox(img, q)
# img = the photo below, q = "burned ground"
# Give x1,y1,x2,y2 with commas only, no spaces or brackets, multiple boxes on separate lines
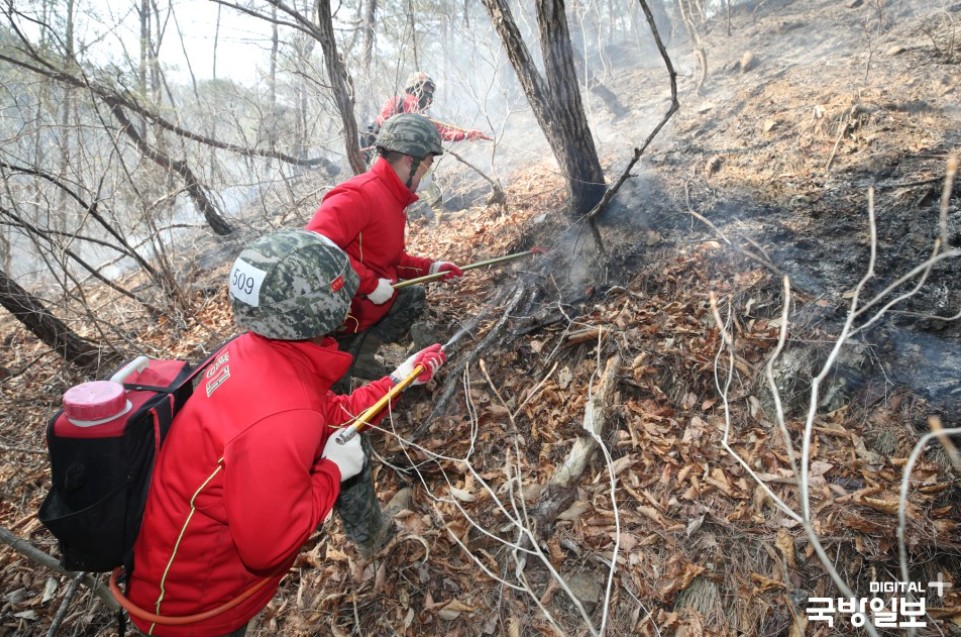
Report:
2,0,961,635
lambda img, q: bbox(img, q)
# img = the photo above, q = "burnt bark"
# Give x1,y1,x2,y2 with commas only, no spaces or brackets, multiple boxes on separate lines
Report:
482,0,607,216
0,270,108,369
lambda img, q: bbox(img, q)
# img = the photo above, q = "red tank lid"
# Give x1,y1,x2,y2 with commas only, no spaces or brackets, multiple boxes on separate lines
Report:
62,380,127,422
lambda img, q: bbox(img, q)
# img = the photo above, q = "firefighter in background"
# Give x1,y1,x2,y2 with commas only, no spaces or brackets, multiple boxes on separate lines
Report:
361,72,490,161
378,71,489,141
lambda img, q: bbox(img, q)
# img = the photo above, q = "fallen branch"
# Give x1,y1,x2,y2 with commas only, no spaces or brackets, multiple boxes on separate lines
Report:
0,526,118,611
533,351,621,528
444,148,506,204
46,571,84,637
420,283,529,430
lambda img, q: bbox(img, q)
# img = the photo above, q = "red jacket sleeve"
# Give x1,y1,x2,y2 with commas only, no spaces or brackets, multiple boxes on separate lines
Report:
324,376,397,431
397,252,433,279
306,191,379,295
433,121,466,142
375,96,403,127
223,410,340,575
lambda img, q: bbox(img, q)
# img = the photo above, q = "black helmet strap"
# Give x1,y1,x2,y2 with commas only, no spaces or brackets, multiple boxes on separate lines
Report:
406,155,425,190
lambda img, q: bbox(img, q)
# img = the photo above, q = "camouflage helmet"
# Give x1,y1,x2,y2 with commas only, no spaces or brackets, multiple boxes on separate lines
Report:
405,71,435,94
229,229,358,340
376,113,443,158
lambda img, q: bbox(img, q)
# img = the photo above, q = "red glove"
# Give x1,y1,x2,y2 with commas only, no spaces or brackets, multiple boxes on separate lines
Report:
390,344,446,386
429,261,464,281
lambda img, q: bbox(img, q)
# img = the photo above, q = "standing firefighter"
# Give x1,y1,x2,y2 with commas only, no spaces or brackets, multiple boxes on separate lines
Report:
306,113,464,382
124,229,446,637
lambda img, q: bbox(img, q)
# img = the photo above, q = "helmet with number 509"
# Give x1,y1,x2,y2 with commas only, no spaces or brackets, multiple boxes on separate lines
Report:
229,229,358,340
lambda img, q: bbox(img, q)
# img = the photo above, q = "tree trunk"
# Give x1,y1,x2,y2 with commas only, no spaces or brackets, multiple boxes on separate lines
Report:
481,0,607,216
362,0,377,73
315,0,366,175
0,269,107,369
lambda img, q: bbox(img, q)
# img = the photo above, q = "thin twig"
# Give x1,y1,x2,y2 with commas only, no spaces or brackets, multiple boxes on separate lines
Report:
45,571,85,637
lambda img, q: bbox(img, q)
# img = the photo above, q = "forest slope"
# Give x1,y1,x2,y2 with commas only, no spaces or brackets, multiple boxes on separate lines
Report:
2,0,960,635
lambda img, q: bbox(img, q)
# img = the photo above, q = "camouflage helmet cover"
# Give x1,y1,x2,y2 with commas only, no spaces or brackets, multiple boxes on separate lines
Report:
405,71,435,93
376,113,443,158
229,229,359,340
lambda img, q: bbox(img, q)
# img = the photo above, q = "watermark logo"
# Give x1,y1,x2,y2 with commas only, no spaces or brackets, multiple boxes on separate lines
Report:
806,574,952,629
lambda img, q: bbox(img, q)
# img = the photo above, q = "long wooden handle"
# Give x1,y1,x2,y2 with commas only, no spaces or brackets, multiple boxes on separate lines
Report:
393,250,538,290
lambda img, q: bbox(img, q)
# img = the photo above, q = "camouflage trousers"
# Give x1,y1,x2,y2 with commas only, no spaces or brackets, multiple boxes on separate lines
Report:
334,434,387,553
338,286,425,351
334,286,426,380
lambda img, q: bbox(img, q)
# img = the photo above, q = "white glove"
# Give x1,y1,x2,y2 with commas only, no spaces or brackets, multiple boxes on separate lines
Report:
367,278,394,305
390,344,447,386
322,434,365,481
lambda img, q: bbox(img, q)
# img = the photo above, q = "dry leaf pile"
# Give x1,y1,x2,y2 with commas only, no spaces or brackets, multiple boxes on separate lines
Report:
4,0,961,631
2,157,961,636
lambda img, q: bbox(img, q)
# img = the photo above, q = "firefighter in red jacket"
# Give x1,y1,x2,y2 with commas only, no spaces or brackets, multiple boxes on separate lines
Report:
375,71,488,142
306,113,464,382
125,229,446,637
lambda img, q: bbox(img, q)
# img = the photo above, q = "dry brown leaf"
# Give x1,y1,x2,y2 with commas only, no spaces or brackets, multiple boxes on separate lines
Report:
637,505,665,525
437,598,477,620
448,486,476,502
788,615,808,637
751,572,786,591
775,528,797,568
859,495,903,515
558,500,591,521
547,536,564,564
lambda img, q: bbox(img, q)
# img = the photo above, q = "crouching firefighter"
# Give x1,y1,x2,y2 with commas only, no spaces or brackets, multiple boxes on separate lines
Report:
119,229,446,637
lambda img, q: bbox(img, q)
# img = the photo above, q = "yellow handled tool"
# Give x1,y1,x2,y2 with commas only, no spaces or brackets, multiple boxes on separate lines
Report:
333,363,424,445
331,323,475,445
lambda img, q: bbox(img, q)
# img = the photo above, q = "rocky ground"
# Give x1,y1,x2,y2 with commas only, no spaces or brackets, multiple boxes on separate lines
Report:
2,0,961,635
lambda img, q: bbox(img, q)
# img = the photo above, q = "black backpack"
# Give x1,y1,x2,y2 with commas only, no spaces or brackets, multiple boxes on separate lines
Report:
38,350,222,573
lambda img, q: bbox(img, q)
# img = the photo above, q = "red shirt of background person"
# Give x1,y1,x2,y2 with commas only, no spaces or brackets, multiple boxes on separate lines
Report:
375,71,487,142
125,230,446,637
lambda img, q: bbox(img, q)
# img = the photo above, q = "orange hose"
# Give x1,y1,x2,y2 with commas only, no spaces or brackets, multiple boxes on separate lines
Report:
109,568,274,626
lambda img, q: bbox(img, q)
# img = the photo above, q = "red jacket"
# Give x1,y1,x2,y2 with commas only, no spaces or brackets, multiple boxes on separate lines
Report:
375,93,469,142
128,334,395,637
305,158,432,333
